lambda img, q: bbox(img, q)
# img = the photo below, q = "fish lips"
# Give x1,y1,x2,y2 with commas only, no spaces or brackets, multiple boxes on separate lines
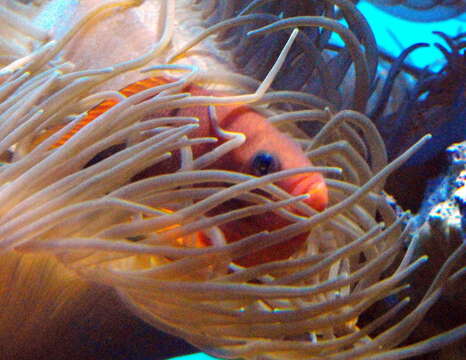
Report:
280,173,329,212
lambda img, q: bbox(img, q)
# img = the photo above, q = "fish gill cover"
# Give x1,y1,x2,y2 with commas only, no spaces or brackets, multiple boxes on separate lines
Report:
0,1,464,360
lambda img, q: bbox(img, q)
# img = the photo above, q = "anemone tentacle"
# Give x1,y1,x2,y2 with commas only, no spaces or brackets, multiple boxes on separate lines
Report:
0,1,464,359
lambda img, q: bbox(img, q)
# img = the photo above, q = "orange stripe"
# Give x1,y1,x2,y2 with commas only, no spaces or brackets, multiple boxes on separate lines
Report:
51,99,118,148
120,77,169,97
31,77,172,150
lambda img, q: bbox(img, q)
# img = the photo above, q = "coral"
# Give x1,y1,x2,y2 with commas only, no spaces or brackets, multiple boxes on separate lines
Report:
399,141,466,359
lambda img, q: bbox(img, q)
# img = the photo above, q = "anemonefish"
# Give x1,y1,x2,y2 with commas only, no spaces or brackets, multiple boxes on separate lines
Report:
33,76,329,266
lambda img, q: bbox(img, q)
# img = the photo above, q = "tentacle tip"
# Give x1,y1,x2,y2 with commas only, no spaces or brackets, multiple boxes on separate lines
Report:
334,167,343,176
246,29,260,38
420,255,429,263
423,133,433,141
187,123,200,130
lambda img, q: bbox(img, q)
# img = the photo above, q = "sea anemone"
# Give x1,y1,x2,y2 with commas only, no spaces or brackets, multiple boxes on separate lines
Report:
369,30,465,211
372,31,465,166
0,1,464,359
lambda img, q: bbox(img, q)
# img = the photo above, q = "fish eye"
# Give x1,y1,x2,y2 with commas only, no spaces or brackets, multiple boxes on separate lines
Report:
250,151,281,176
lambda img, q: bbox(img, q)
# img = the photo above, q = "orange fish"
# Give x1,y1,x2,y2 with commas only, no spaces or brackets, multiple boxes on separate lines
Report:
34,76,329,265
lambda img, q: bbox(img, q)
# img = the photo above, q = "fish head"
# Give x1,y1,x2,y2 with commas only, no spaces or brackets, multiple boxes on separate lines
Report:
218,105,329,212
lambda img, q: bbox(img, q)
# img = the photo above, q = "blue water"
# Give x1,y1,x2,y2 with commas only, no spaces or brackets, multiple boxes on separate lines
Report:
359,2,465,70
168,353,214,360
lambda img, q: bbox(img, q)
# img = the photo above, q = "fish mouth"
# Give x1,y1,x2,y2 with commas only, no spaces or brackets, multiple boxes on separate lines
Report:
288,174,328,212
